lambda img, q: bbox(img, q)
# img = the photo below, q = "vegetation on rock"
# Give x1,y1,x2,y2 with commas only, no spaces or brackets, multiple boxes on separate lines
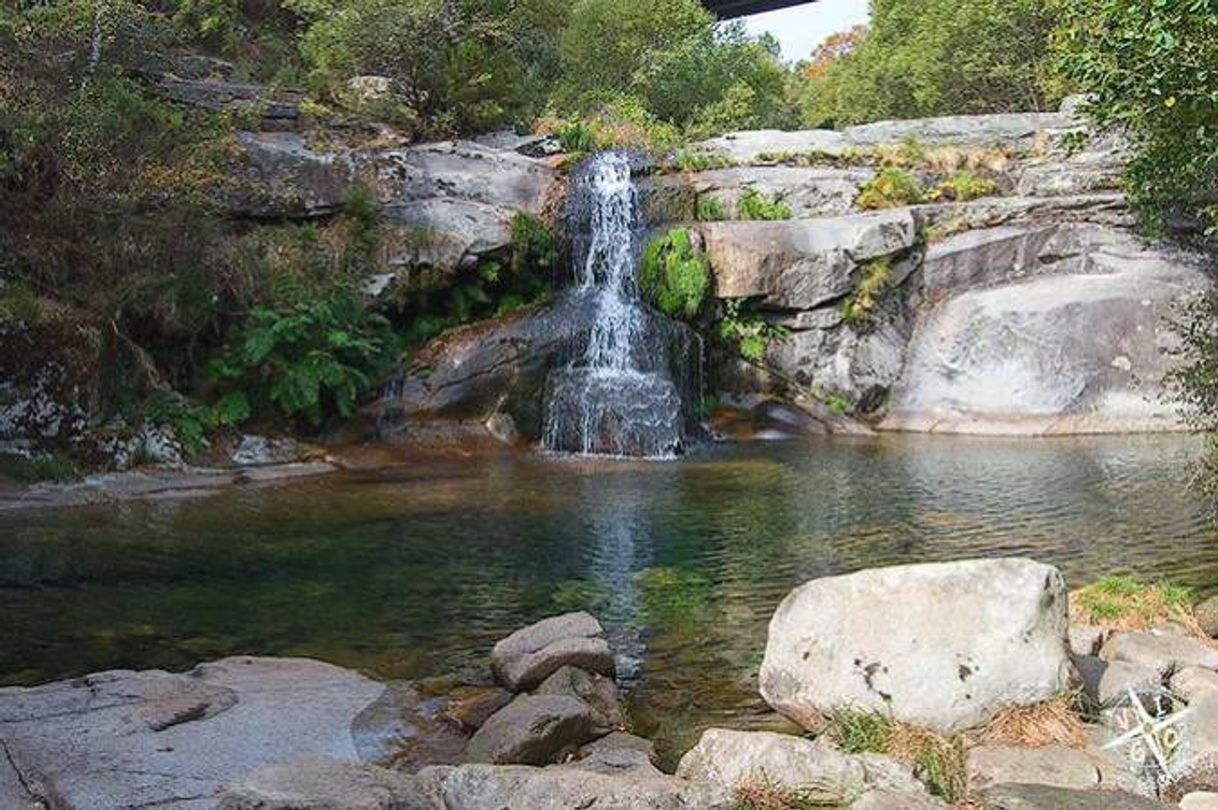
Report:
737,189,792,221
641,229,711,321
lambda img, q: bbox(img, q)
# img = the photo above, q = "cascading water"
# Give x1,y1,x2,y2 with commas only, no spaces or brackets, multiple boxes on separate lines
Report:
542,152,697,458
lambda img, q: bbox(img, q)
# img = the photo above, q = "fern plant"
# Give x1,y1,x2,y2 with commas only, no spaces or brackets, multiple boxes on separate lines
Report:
210,285,397,426
641,228,711,320
717,298,788,363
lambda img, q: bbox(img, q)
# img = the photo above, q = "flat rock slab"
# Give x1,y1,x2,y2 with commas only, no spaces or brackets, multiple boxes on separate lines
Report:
218,759,436,810
980,782,1170,809
759,558,1072,733
675,728,924,797
967,745,1102,792
490,611,614,691
1101,629,1218,675
0,657,384,810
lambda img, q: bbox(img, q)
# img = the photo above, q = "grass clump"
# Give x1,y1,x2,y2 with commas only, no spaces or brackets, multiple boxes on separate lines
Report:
978,694,1087,749
697,196,730,222
640,228,711,320
1071,575,1196,631
856,169,926,210
841,257,893,327
739,189,792,221
732,773,859,809
824,709,968,804
673,149,738,173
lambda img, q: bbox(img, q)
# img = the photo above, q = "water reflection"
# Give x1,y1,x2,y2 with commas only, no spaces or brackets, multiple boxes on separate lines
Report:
1,434,1215,759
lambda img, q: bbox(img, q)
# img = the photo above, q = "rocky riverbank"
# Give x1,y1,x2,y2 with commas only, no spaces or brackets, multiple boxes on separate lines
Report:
4,558,1218,809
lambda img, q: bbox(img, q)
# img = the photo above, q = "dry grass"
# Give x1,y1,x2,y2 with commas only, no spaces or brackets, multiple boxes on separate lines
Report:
732,774,858,809
975,694,1087,749
1070,575,1207,637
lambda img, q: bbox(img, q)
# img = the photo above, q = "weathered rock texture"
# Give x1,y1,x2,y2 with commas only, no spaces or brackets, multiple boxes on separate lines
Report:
759,558,1072,733
0,657,384,810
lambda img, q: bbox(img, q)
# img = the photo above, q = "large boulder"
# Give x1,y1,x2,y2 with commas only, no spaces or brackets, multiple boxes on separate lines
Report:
698,209,921,310
490,611,615,692
881,227,1211,435
759,558,1072,733
0,657,385,810
675,728,925,797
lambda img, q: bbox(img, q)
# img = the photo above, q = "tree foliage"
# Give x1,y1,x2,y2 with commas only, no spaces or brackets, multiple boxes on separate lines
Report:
801,0,1062,127
1055,0,1218,235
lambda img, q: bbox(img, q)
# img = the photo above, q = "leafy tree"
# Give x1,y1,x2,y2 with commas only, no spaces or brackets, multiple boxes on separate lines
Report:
1055,0,1218,236
802,0,1061,127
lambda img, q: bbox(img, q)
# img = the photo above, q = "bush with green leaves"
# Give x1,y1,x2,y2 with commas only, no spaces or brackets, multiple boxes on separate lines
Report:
640,229,711,320
842,257,893,327
928,171,999,203
210,284,397,426
695,196,729,222
856,169,926,210
717,298,788,363
1055,0,1218,237
738,189,792,221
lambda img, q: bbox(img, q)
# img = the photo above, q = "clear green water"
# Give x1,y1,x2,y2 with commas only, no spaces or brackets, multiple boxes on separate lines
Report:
2,434,1216,759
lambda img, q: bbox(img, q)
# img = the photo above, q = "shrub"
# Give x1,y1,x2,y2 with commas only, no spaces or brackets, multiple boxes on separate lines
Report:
856,169,925,210
640,228,711,320
209,284,398,426
738,189,792,221
928,171,999,203
717,298,788,363
1055,0,1218,238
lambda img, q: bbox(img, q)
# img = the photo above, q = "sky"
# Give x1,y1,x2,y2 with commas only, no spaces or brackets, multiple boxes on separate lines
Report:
742,0,870,63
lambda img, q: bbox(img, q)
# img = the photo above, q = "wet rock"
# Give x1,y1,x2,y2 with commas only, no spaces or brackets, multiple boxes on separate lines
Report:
352,682,470,772
0,657,385,810
1196,597,1218,639
463,695,597,766
421,761,735,810
759,558,1072,733
490,611,614,692
442,686,513,733
218,759,436,810
979,782,1168,809
1073,655,1161,708
1171,667,1218,703
536,666,625,735
966,745,1103,792
675,728,925,797
230,434,308,467
1100,629,1218,675
699,209,920,310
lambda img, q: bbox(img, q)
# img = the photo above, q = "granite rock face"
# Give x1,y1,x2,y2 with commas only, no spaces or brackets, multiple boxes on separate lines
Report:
759,558,1072,733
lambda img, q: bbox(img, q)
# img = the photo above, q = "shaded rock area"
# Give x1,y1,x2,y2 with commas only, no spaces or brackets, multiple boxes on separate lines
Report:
760,558,1072,733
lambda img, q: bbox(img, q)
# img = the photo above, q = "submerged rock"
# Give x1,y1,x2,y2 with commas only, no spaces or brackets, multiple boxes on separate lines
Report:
759,558,1072,733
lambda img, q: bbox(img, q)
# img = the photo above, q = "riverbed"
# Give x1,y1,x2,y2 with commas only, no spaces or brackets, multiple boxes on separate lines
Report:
2,434,1215,759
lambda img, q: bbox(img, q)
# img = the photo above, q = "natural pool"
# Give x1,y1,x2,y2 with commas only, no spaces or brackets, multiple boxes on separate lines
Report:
2,434,1217,760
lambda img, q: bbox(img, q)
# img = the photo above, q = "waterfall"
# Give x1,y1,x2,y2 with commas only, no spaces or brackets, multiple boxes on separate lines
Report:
541,152,694,458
